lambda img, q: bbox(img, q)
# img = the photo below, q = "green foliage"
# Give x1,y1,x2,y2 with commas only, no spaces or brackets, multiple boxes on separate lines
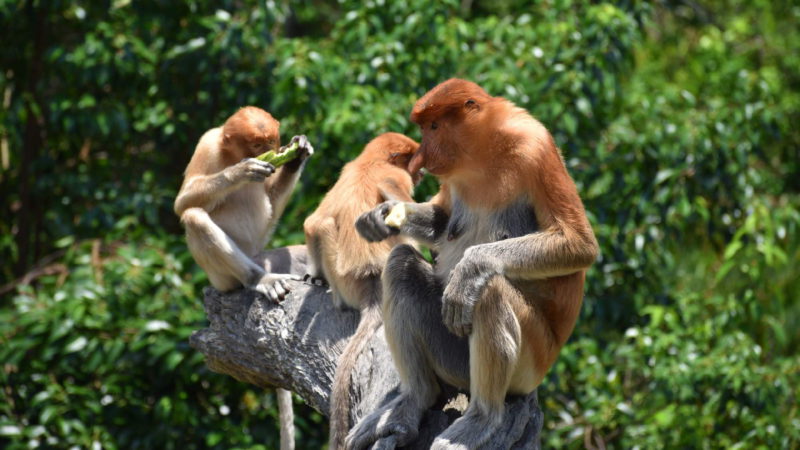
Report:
0,229,326,449
1,0,798,448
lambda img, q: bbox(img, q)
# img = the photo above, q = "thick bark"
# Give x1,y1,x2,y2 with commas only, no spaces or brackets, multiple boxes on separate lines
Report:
190,281,542,449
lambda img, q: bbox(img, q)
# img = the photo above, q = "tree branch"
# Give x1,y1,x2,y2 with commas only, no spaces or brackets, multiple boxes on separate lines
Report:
190,281,542,449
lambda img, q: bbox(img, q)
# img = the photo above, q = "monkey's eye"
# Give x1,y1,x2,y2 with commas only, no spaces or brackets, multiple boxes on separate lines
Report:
465,99,476,106
431,122,439,130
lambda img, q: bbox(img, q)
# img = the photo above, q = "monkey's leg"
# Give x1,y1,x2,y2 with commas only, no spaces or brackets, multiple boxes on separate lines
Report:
304,216,340,296
256,245,309,277
302,231,329,288
266,135,313,228
182,207,264,291
431,276,523,450
345,244,470,450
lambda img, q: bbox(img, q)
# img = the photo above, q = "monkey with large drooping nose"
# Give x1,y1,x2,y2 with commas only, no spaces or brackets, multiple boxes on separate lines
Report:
347,79,598,449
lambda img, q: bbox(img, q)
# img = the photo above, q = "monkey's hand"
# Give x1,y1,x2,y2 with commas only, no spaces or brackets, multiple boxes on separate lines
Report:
227,158,276,183
355,201,400,242
291,134,314,160
253,273,302,303
280,135,314,171
442,248,503,337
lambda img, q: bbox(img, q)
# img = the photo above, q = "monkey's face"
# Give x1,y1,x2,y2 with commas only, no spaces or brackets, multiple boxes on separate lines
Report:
410,120,457,177
240,118,280,158
410,104,488,178
243,132,280,157
409,79,491,179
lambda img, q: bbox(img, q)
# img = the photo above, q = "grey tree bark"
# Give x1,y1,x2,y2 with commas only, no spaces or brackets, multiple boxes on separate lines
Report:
189,281,543,449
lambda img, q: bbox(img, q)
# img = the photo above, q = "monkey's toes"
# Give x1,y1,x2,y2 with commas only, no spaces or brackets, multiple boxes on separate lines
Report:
302,273,328,287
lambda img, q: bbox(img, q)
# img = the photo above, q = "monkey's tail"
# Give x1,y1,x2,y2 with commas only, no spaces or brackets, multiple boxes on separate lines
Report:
277,388,295,450
329,289,383,450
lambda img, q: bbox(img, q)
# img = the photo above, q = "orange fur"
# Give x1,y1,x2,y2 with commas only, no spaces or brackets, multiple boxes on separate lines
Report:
410,78,597,390
304,132,419,449
305,133,418,294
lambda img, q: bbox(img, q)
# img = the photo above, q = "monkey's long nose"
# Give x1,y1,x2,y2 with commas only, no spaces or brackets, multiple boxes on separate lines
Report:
408,150,426,178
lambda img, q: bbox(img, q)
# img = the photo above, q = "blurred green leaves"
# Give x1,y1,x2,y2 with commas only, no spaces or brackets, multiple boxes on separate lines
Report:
0,235,325,449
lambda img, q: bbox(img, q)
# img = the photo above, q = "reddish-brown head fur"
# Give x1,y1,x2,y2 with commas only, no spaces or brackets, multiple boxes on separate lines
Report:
409,79,496,177
222,106,281,159
359,132,422,184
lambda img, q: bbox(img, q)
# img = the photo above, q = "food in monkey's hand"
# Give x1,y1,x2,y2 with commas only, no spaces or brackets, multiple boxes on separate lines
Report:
256,136,312,167
384,202,409,228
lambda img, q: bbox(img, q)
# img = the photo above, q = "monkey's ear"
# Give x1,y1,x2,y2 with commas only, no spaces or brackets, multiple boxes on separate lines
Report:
464,99,480,111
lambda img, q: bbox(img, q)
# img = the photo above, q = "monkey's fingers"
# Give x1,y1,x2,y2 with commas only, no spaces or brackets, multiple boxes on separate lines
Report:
302,274,328,287
459,305,474,336
266,285,281,302
356,202,400,242
286,134,314,160
442,299,458,336
242,158,276,180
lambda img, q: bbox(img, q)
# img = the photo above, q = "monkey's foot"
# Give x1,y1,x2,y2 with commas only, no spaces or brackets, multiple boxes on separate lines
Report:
253,273,302,303
302,273,328,287
345,394,424,450
430,407,503,450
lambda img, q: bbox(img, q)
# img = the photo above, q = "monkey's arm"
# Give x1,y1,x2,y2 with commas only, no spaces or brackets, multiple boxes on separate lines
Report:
355,201,449,248
442,224,597,337
356,185,450,246
174,159,275,216
475,226,598,279
265,135,314,225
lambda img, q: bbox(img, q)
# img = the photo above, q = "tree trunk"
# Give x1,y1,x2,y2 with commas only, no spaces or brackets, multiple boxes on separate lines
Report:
190,281,543,449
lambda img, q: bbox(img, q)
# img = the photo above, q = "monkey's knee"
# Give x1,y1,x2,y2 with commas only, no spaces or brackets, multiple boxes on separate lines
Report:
383,244,430,290
181,207,211,232
473,277,522,352
385,244,424,271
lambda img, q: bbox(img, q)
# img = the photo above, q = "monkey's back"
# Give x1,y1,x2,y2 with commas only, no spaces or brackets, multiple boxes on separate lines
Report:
306,159,412,280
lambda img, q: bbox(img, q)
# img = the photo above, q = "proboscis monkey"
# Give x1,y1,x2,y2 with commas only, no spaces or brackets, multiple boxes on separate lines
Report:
303,132,421,450
174,106,313,450
347,79,599,449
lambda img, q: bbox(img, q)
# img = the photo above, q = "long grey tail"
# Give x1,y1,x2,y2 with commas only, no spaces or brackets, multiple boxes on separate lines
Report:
328,286,383,450
277,388,295,450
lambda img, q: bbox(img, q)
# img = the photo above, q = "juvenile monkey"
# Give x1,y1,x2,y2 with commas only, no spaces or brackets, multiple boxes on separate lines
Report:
302,133,420,450
174,106,311,299
348,79,599,449
174,106,312,450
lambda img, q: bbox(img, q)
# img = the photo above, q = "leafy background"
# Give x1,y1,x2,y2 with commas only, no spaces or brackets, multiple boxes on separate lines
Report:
1,0,798,448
